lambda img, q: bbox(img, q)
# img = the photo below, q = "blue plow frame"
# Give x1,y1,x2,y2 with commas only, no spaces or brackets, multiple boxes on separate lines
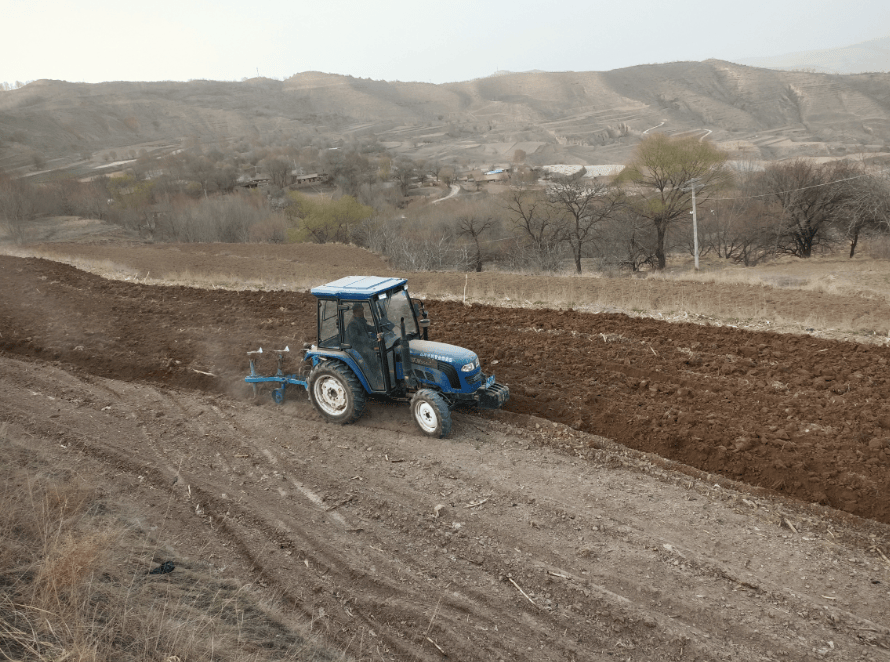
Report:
244,348,308,404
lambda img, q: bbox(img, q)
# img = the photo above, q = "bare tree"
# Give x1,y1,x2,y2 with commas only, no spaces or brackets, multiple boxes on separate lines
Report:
760,159,859,258
214,165,239,194
0,169,39,243
163,196,266,243
263,156,291,189
457,212,493,272
31,152,46,172
599,210,659,271
352,208,400,254
327,150,373,197
693,163,778,265
187,156,217,198
437,166,455,186
838,169,890,257
503,184,566,271
720,199,778,266
388,231,468,271
547,177,625,274
132,151,156,181
75,176,112,221
391,158,417,197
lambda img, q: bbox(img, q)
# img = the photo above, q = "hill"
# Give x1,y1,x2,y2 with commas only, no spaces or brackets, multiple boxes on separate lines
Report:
2,61,890,172
735,36,890,75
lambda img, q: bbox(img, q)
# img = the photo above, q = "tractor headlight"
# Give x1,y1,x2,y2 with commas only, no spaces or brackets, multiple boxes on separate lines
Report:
461,358,479,372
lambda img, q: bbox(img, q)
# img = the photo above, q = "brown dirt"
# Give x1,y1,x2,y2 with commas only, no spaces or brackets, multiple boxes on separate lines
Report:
2,254,889,524
2,253,890,660
435,303,890,525
14,240,393,286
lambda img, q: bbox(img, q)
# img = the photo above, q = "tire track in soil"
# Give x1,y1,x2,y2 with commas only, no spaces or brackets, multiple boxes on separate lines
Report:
2,255,890,526
0,358,668,661
0,364,485,660
3,352,889,660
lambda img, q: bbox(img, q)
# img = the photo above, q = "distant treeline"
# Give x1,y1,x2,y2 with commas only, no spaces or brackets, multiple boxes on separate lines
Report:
0,81,33,91
2,133,890,273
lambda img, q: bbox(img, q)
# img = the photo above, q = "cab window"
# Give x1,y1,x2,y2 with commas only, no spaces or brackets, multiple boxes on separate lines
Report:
318,299,340,348
375,289,418,336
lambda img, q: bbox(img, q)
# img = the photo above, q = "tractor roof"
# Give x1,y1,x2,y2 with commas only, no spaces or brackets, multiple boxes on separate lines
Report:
310,276,408,300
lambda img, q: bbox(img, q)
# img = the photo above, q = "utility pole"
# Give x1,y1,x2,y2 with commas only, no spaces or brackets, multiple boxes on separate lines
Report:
691,181,699,270
683,178,701,270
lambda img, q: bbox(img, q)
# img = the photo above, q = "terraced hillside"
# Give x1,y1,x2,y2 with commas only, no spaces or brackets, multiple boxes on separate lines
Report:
2,61,889,171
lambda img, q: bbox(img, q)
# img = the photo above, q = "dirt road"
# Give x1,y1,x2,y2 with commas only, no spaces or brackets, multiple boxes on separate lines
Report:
4,354,890,661
2,254,890,660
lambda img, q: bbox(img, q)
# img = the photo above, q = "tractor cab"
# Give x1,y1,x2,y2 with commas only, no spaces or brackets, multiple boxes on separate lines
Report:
311,276,426,394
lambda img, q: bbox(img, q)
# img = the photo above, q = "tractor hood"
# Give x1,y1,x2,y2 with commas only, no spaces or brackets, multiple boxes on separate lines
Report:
408,339,476,367
406,339,488,395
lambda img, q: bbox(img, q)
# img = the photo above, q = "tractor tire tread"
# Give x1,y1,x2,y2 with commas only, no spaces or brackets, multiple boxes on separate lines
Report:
309,362,366,425
411,389,452,438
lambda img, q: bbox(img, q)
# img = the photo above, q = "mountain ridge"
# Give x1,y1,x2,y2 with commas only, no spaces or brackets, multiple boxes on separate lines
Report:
734,36,890,74
2,60,889,171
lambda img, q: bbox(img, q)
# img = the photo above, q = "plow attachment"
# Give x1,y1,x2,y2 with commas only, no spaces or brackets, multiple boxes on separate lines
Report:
244,347,308,404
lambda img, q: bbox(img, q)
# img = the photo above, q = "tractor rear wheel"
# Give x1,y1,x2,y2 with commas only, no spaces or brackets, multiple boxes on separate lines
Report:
309,362,366,424
411,389,452,438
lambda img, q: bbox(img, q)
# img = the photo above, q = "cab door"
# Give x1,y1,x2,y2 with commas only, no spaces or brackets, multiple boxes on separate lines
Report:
340,300,386,392
371,293,405,392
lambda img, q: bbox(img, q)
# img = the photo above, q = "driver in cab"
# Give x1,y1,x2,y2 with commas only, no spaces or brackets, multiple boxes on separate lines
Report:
346,303,382,384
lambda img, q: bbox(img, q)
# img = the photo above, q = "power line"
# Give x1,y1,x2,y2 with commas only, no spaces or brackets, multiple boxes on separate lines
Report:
711,171,881,201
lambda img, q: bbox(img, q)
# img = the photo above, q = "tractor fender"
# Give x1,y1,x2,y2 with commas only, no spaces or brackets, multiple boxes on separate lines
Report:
305,349,373,393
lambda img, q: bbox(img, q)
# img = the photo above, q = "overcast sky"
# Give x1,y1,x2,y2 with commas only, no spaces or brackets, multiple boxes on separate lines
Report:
3,0,889,85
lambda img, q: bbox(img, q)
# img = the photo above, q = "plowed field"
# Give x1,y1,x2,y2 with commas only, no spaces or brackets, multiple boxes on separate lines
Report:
2,255,889,524
436,303,890,524
2,248,890,661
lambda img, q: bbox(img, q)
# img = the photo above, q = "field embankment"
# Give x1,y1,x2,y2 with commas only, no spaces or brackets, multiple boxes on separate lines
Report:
7,241,890,342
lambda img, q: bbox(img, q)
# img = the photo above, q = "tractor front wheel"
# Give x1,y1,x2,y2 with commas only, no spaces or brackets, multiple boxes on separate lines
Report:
309,363,366,424
411,389,452,438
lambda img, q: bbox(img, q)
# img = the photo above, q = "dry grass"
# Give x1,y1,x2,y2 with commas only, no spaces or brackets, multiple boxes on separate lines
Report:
646,251,890,305
0,430,346,662
0,245,326,294
0,246,144,283
5,239,890,341
407,251,890,343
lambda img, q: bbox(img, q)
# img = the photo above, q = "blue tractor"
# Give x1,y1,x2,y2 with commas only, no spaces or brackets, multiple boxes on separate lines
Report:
245,276,509,438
